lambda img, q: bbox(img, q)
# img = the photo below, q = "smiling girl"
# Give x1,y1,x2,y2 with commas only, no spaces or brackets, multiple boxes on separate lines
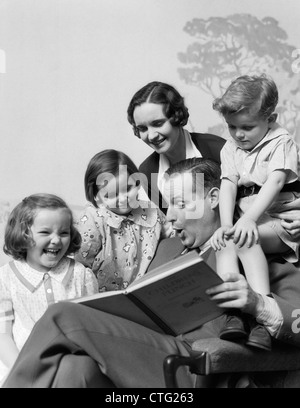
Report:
75,149,173,292
0,194,98,381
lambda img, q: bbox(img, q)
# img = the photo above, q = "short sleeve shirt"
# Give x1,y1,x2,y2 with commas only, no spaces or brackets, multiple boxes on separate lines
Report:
221,123,299,187
0,257,98,350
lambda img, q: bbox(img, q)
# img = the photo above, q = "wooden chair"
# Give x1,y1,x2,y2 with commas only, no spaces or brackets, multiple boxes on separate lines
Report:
163,338,300,388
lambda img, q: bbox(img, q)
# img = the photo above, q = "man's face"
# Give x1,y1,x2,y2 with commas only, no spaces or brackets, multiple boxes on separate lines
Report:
165,172,218,249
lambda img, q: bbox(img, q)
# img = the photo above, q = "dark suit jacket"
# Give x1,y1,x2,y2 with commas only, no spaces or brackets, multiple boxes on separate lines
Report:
148,237,300,348
139,132,226,213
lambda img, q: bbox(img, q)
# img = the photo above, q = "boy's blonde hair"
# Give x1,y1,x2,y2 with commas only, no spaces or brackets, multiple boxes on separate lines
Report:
213,74,278,119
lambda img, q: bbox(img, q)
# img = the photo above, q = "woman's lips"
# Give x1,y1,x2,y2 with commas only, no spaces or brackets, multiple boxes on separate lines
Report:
150,137,166,147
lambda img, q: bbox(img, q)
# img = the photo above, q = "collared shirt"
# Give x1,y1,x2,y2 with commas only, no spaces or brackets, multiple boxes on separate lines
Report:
158,129,202,194
0,257,98,350
221,123,299,187
75,202,173,292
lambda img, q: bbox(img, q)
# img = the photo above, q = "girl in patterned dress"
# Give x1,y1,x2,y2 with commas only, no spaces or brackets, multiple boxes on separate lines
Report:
210,74,300,351
75,149,174,292
0,194,98,383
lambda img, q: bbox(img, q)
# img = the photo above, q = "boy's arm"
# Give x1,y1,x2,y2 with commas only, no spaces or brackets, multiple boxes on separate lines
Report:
219,178,237,227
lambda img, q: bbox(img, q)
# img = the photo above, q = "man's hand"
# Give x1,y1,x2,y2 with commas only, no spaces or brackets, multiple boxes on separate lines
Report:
206,272,262,316
273,210,300,239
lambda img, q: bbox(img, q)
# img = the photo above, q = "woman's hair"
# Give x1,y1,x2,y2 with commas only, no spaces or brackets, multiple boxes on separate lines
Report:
213,74,278,119
84,149,139,207
165,157,221,194
127,81,190,137
3,193,82,261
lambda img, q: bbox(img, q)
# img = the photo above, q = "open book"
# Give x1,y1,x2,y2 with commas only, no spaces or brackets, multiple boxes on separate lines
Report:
71,249,224,336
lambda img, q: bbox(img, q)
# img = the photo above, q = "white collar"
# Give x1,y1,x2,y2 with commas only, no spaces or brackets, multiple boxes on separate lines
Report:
158,129,202,193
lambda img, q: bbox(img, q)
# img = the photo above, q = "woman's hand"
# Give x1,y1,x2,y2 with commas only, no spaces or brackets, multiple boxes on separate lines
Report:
206,272,261,316
273,210,300,239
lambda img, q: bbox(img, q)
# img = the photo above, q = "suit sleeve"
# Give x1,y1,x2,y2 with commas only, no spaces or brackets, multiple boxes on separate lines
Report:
269,260,300,347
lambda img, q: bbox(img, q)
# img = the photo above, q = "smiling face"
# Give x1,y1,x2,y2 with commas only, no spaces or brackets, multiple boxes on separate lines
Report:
133,102,183,157
165,172,220,249
225,110,272,151
26,208,71,272
96,171,140,216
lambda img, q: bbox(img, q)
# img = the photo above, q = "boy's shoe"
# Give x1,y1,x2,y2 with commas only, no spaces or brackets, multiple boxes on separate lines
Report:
246,323,272,352
219,314,248,340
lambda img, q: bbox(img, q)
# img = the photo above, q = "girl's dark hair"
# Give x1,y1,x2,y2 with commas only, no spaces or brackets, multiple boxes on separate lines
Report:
84,149,139,207
127,81,189,137
213,74,278,118
3,193,81,261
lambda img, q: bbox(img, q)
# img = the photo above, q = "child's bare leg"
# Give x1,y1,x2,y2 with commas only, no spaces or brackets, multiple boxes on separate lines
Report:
216,239,247,341
215,238,240,280
237,243,270,294
258,224,290,254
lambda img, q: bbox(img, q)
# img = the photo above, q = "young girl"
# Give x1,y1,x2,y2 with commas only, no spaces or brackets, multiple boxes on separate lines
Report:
210,74,300,351
75,149,174,292
0,194,98,381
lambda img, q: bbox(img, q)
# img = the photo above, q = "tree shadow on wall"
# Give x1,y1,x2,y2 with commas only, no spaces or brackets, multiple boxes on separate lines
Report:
178,14,300,143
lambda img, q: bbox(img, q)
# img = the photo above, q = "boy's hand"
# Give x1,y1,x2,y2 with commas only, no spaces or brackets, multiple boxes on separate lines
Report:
229,216,259,248
210,225,233,251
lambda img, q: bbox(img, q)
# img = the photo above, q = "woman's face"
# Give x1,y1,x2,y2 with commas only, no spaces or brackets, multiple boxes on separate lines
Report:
133,103,181,155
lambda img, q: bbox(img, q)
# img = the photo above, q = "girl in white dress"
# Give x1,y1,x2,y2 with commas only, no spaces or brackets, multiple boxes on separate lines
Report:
0,194,98,383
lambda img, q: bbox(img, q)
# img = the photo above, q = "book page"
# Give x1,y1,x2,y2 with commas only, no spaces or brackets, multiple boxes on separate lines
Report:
126,250,201,292
131,259,223,335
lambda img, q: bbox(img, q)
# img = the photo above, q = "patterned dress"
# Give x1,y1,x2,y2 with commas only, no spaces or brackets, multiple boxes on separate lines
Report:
75,201,173,292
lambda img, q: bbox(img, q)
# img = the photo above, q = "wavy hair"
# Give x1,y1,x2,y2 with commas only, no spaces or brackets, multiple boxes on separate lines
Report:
213,74,278,119
127,81,189,137
4,193,81,260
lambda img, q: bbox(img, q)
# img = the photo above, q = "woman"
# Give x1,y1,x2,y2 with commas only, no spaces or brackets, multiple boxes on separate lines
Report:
127,81,300,237
127,81,225,213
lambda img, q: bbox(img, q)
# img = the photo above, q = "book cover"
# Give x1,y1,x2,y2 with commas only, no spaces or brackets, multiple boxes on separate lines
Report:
71,249,224,336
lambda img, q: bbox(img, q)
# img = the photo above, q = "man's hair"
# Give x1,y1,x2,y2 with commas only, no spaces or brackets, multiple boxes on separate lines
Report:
165,157,221,194
4,193,81,261
213,74,278,119
127,81,189,137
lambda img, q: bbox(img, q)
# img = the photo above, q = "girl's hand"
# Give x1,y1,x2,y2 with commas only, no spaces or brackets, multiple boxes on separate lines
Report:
230,216,259,248
210,225,233,251
273,210,300,239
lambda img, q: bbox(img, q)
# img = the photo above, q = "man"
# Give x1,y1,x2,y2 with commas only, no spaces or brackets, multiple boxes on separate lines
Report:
3,158,300,388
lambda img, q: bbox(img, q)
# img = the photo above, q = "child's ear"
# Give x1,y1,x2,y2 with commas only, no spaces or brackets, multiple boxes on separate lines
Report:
268,113,278,125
